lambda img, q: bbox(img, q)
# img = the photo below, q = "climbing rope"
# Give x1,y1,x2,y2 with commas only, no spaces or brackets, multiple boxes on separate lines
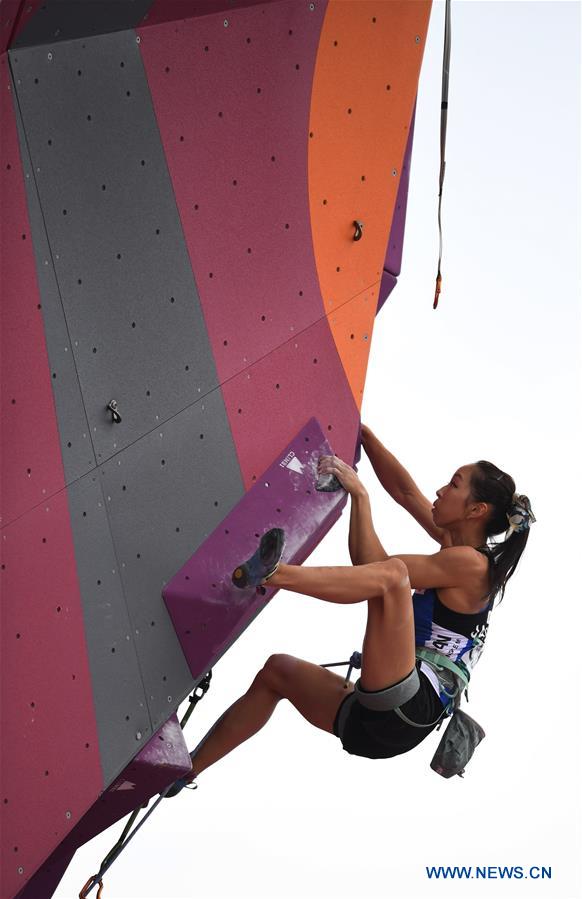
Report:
434,0,452,310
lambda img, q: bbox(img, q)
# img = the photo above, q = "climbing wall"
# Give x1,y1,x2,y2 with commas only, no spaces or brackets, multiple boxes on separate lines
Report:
0,1,431,896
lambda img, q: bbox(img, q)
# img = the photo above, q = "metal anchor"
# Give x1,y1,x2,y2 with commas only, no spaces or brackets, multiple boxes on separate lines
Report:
106,400,122,424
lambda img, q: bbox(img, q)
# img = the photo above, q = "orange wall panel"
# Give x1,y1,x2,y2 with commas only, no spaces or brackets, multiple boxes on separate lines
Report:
309,0,431,406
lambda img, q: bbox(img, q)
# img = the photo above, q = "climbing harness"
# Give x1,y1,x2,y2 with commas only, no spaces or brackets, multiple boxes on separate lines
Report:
330,644,485,779
393,646,467,728
79,672,212,898
434,0,451,310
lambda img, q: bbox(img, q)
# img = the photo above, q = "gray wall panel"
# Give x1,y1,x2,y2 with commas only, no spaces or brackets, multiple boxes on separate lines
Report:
12,71,96,489
67,473,152,784
9,33,219,465
100,388,244,731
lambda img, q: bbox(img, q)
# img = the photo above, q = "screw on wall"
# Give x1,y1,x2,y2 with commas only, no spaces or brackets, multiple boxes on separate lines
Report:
107,400,122,424
353,220,364,241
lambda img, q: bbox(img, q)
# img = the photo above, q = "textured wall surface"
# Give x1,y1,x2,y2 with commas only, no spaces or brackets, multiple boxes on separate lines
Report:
1,1,429,895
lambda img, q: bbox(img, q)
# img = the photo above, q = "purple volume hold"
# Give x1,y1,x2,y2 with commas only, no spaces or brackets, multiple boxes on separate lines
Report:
163,417,348,680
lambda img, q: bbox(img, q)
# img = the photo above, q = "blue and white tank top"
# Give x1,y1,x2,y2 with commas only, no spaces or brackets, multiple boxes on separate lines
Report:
413,588,493,703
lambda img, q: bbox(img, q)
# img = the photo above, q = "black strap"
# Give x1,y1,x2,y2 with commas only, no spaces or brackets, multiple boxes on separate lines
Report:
434,0,452,310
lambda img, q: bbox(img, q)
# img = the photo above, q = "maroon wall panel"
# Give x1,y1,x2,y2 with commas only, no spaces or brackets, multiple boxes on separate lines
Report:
1,494,102,898
137,1,329,386
0,54,68,528
140,0,279,31
0,1,40,55
221,314,360,489
0,55,102,899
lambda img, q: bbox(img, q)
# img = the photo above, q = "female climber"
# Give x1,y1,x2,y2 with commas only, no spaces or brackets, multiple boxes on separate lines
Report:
168,423,534,792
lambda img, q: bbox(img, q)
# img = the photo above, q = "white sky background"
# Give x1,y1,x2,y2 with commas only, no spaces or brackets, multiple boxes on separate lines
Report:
57,2,581,897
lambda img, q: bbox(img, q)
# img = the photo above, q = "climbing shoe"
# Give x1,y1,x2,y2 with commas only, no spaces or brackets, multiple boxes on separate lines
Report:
232,527,286,589
165,775,197,799
165,758,198,799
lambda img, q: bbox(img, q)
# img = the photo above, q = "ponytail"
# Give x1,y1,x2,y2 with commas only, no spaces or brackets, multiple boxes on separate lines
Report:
470,461,535,605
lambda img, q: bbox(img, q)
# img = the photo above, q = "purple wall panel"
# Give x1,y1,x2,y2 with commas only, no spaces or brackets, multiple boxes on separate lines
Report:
16,715,191,899
377,271,398,314
383,100,417,280
137,1,329,386
163,418,347,679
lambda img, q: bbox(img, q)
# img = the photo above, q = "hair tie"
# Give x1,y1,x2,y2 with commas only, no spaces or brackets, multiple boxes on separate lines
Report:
505,494,536,538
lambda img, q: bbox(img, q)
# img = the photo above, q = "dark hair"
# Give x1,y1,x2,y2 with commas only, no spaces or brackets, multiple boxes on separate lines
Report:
469,460,532,605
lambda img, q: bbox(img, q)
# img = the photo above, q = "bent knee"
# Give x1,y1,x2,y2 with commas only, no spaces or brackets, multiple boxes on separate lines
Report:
378,558,410,594
260,653,298,689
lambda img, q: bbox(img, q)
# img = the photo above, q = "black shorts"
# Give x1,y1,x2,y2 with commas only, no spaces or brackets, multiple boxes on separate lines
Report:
333,661,446,759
